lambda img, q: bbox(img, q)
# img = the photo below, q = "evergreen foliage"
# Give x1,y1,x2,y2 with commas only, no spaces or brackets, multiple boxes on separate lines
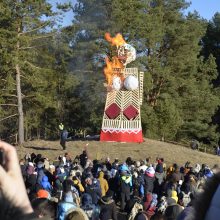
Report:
0,0,219,147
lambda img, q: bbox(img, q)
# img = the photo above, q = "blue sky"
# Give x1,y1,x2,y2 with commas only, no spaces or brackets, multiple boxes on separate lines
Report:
186,0,220,20
50,0,220,27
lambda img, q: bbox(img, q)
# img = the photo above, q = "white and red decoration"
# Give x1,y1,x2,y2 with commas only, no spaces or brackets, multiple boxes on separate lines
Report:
100,68,144,143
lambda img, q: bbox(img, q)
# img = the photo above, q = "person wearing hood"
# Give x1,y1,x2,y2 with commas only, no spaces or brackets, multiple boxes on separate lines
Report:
72,176,85,196
26,162,35,176
99,190,117,220
144,167,155,195
36,161,45,191
98,171,109,197
164,198,183,220
41,175,52,192
81,193,100,220
57,191,77,220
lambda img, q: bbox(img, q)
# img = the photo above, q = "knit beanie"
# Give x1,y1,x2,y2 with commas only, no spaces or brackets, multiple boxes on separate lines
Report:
36,189,49,199
145,167,155,177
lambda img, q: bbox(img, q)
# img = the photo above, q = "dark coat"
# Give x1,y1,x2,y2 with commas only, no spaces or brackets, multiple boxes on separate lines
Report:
144,174,155,194
85,183,102,205
81,193,100,220
99,196,118,220
165,198,183,220
118,176,131,194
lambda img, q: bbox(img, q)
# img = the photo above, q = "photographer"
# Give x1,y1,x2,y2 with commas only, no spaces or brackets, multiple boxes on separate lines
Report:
0,141,35,220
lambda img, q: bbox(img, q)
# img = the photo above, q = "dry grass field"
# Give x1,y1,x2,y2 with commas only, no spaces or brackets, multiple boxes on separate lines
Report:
17,138,220,167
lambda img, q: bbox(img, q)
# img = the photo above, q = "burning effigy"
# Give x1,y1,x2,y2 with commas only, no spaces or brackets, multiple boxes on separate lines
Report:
103,33,137,91
100,33,144,143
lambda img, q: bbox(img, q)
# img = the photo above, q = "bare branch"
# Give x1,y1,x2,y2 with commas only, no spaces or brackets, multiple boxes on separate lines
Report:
20,22,50,35
24,61,42,69
1,94,17,98
31,33,54,41
19,45,45,50
0,103,17,107
0,114,18,122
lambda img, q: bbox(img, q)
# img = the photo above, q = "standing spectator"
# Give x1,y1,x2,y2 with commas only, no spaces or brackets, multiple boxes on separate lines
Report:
85,177,102,205
144,167,155,195
98,171,109,197
118,170,132,211
57,191,77,220
81,193,100,220
41,175,52,193
80,150,88,168
60,129,69,150
99,190,117,220
165,198,183,220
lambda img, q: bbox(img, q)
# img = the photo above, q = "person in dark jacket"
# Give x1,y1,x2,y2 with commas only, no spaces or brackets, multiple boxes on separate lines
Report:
36,162,45,191
80,150,88,168
165,198,183,220
99,190,117,220
144,167,155,195
85,177,102,205
81,193,100,220
118,171,132,211
171,165,184,184
60,130,68,150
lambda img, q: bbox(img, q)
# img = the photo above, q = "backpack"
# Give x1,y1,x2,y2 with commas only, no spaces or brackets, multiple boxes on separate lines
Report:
182,191,191,207
128,202,143,220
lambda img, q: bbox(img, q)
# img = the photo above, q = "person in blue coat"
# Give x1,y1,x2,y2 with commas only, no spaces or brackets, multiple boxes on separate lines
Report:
57,191,77,220
41,175,52,192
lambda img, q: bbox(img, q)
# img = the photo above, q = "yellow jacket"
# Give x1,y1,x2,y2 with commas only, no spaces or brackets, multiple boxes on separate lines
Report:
73,179,85,193
98,171,109,196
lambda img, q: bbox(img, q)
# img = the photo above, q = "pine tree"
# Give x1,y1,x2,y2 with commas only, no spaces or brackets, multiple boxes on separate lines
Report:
0,0,56,144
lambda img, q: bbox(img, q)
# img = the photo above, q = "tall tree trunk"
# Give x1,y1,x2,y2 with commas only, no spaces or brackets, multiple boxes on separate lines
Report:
16,64,24,144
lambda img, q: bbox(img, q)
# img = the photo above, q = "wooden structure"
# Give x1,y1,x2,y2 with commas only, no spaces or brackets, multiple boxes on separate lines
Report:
100,68,144,142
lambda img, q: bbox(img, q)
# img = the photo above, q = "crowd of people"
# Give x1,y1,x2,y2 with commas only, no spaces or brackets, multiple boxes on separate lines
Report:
20,144,220,220
1,140,220,220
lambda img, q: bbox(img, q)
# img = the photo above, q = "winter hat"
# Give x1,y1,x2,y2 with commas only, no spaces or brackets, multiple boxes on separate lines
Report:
119,164,129,172
99,171,104,178
167,197,177,206
36,189,50,199
81,193,93,206
28,162,34,167
105,190,114,198
136,161,141,167
145,166,155,177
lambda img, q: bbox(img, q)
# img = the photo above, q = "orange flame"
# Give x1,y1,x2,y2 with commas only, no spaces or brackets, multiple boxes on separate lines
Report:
104,33,126,86
104,57,124,85
105,32,126,47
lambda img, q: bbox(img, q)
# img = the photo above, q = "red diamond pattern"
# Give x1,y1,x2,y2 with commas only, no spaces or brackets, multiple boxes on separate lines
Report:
123,105,138,120
105,103,120,119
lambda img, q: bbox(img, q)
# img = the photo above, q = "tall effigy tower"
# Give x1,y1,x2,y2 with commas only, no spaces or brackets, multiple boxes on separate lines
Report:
100,33,144,143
